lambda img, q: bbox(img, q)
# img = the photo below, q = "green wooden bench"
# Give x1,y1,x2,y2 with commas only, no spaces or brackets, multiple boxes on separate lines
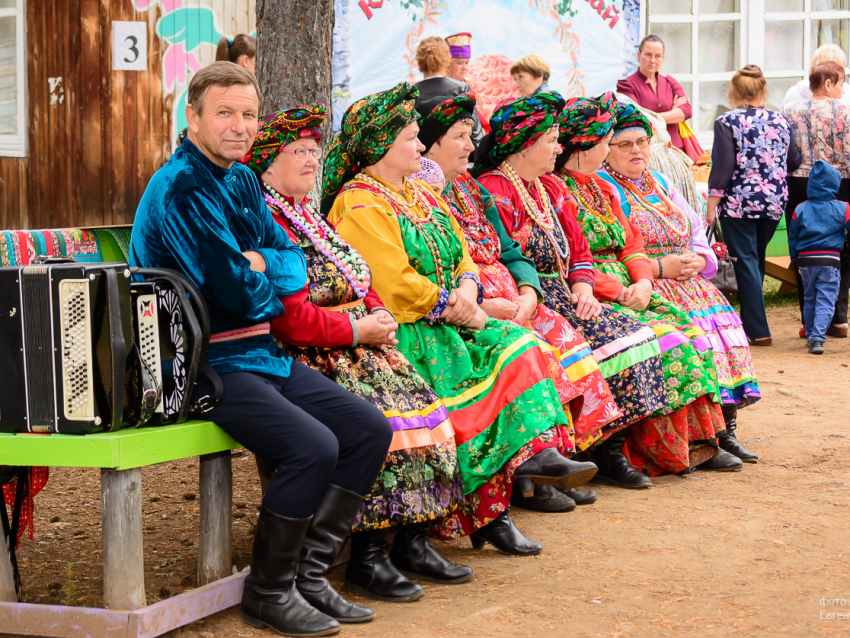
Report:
0,422,245,637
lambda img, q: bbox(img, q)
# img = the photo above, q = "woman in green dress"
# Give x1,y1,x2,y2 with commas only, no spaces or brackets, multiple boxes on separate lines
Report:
321,82,597,572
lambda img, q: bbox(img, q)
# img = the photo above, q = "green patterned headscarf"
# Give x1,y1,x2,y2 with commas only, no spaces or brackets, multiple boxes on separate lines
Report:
416,92,477,153
612,102,653,138
470,91,566,176
321,82,420,214
239,103,326,175
555,92,619,169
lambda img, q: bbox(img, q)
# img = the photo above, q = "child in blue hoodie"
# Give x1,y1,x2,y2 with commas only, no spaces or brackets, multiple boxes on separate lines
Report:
789,159,850,354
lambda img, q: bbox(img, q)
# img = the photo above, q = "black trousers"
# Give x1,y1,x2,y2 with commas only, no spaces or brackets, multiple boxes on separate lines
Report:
786,176,850,325
721,216,780,340
193,361,393,519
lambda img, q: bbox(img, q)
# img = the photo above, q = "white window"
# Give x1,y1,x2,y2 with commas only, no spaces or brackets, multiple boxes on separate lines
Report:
0,0,25,157
642,0,850,146
642,1,745,147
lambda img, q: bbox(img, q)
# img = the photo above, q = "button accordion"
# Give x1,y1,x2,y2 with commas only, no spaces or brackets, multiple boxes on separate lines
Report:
0,259,213,433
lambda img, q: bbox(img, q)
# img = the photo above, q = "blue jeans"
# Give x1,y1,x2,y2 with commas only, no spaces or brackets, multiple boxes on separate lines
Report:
800,265,841,343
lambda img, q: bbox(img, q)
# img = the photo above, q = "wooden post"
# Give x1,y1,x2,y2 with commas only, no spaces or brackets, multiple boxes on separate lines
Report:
0,533,15,603
197,451,232,586
101,468,145,610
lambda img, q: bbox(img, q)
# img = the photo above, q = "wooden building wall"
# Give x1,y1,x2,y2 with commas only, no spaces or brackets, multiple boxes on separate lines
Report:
0,0,256,230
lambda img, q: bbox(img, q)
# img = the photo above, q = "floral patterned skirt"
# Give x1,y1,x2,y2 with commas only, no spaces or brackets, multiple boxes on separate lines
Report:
478,261,620,450
538,273,668,435
432,425,571,540
654,275,760,407
624,395,723,476
285,305,463,532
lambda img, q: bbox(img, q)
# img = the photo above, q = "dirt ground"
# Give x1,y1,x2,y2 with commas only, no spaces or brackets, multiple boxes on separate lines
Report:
6,304,850,638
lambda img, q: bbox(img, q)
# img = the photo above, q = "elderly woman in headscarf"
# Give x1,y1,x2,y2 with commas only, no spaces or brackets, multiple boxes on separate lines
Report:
471,92,670,489
598,104,760,463
239,103,473,615
416,91,623,512
547,94,743,476
322,82,598,560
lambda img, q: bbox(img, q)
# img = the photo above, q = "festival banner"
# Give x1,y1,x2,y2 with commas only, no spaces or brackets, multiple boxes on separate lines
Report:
332,0,640,131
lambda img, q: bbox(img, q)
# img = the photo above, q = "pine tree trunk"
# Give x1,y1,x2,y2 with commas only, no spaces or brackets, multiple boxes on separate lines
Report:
255,0,335,144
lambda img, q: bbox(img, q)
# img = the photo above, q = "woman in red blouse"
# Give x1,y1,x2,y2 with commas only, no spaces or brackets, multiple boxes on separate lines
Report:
239,104,474,611
617,35,692,152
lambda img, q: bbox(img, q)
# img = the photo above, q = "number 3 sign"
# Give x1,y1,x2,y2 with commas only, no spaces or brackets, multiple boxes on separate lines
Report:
112,21,147,71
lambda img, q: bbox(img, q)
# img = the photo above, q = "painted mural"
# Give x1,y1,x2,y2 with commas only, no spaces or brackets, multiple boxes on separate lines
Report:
131,0,256,146
333,0,640,131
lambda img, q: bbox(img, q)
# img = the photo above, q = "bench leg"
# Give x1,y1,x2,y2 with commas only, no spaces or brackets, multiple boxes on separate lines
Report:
101,467,145,610
198,451,232,586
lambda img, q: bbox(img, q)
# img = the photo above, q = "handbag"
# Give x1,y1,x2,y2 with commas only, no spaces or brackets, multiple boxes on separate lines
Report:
706,217,738,294
678,121,705,163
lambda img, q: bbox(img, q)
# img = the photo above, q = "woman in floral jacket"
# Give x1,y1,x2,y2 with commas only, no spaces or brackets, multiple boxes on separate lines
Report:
706,65,801,345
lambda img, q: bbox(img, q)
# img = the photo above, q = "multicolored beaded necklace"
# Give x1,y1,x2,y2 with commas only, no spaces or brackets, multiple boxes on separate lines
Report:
602,162,690,237
557,168,617,225
497,161,572,283
263,184,372,298
447,178,479,226
355,172,453,290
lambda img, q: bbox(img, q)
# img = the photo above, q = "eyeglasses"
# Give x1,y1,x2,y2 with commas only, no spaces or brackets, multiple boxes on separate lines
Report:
613,138,650,152
280,147,323,161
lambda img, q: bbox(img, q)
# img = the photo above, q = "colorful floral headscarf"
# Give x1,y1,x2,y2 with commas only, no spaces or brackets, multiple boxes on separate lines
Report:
321,82,420,214
240,103,326,176
416,92,477,153
555,92,618,169
612,103,653,138
470,91,566,176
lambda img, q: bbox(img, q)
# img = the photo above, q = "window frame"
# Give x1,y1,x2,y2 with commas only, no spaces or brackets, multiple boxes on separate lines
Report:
641,0,850,148
640,0,747,148
0,0,26,158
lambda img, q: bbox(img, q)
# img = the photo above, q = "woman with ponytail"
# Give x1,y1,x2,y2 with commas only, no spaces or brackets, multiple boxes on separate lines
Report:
216,34,257,74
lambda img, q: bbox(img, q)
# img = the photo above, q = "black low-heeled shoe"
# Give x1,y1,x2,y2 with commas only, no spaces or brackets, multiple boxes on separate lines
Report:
469,512,542,556
511,479,576,513
698,448,743,472
513,448,598,489
390,524,474,585
555,487,597,505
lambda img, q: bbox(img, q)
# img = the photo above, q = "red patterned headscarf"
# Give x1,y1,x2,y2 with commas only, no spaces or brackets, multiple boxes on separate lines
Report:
240,103,326,175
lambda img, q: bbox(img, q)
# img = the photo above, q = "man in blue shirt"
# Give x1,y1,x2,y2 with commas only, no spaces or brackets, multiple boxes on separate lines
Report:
131,62,392,636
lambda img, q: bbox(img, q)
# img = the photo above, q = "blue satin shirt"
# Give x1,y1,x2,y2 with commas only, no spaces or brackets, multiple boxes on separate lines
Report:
130,139,307,378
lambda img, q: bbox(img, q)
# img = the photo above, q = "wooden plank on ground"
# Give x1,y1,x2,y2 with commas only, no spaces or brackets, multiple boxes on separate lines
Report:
0,422,239,470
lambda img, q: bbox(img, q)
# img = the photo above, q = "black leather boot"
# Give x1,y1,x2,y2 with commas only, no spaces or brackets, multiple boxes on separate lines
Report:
699,448,743,471
511,478,576,512
513,448,598,488
555,487,598,505
589,428,653,489
470,512,543,555
718,405,758,463
390,523,474,584
344,530,424,603
296,485,375,623
241,507,340,637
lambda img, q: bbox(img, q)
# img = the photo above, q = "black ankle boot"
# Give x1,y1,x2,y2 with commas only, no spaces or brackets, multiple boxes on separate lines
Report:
555,487,598,505
242,507,340,637
390,523,474,584
470,512,543,555
513,448,598,488
589,428,653,489
344,530,424,603
296,485,375,623
718,405,758,463
699,448,743,471
511,478,576,512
